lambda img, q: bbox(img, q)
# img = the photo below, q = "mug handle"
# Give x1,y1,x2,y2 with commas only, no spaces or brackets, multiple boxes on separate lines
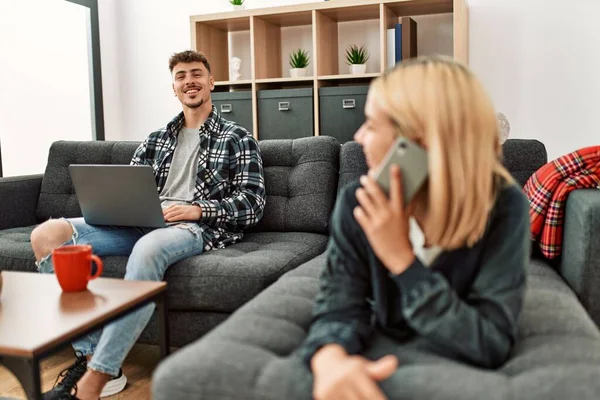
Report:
87,255,104,280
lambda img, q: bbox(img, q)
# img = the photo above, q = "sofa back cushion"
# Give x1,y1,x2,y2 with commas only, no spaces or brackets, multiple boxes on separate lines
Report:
37,137,340,234
501,139,548,186
251,136,340,234
338,139,548,191
36,141,141,221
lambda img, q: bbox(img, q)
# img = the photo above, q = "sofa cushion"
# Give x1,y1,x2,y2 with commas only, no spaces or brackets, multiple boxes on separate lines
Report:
251,136,340,234
36,141,140,221
502,139,548,186
101,231,328,313
152,255,600,400
0,226,37,272
338,141,367,192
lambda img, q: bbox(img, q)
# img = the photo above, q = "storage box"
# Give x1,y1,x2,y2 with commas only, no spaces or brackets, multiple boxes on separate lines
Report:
319,85,369,143
257,88,314,140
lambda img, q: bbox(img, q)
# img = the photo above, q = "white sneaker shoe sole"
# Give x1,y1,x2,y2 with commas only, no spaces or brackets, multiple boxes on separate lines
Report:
100,372,127,398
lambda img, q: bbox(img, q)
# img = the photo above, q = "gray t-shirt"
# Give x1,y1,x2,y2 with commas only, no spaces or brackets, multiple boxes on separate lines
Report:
159,127,200,208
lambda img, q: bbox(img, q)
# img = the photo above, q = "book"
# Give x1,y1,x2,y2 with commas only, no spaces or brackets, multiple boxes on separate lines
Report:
394,23,403,63
386,28,396,69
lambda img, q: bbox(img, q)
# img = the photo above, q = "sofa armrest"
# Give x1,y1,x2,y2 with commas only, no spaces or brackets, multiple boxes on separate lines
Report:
559,188,600,325
0,174,43,230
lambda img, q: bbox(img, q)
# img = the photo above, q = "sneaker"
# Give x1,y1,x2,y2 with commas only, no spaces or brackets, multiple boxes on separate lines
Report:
43,351,88,400
100,369,127,398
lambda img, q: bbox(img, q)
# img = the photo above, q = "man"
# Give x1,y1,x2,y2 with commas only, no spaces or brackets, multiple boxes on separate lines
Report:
30,50,266,400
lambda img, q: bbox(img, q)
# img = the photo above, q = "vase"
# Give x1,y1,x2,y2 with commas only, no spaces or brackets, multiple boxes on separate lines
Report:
231,4,246,11
349,64,367,75
290,68,307,78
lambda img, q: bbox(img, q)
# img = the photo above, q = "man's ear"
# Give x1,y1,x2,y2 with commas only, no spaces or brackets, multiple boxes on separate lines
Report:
172,83,176,97
209,75,215,91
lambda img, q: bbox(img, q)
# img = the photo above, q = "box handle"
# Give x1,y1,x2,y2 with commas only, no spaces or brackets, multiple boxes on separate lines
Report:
220,104,232,113
343,99,356,109
278,101,290,111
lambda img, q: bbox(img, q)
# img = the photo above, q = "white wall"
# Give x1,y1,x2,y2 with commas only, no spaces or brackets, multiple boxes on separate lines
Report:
469,0,600,160
0,0,94,176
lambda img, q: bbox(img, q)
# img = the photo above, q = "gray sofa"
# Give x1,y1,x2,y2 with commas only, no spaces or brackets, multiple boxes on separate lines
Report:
0,136,340,347
152,139,600,400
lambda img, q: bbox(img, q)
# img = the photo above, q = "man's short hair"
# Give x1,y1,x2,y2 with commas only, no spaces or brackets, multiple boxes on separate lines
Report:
169,50,211,74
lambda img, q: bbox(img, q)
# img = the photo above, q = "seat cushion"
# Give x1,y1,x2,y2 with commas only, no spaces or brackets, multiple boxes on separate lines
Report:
0,226,37,272
101,231,328,313
153,256,600,400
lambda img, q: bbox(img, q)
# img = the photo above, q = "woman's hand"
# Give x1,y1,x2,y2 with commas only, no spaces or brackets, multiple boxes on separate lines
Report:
312,345,398,400
354,166,415,274
163,204,202,222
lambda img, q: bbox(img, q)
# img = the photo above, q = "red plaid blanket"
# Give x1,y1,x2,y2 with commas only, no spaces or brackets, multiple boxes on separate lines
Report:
524,146,600,259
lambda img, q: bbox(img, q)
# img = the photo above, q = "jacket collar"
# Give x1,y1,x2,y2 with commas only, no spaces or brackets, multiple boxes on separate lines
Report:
166,104,220,138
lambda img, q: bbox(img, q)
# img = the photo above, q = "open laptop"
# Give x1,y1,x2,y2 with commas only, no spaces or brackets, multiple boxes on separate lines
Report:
69,165,167,228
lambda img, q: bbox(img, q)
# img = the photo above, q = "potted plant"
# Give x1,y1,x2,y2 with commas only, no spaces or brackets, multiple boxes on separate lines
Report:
229,0,245,11
289,49,310,78
345,44,369,75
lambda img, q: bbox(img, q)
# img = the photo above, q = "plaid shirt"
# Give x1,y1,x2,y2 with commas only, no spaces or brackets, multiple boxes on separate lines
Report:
131,105,266,251
524,146,600,259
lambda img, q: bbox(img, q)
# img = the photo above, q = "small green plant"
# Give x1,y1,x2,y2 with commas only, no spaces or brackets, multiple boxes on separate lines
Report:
229,0,244,5
345,44,370,65
289,49,310,69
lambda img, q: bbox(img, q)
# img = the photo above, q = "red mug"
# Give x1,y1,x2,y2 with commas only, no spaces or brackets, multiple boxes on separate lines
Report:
52,245,103,292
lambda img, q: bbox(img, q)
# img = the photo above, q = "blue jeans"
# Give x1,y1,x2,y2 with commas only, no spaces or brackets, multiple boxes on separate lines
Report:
37,217,205,377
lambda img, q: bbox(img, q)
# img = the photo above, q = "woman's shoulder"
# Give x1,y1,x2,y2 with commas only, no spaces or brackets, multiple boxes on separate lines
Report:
493,181,530,217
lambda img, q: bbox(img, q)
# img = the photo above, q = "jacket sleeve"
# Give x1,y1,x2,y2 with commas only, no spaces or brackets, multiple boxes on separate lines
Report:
389,187,530,368
130,139,150,166
297,184,374,367
192,134,266,231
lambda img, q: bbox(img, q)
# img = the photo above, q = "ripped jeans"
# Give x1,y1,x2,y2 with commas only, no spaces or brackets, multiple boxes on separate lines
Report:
37,217,205,377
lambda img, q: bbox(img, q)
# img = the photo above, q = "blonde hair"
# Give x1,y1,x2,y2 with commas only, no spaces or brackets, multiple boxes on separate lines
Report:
370,56,513,249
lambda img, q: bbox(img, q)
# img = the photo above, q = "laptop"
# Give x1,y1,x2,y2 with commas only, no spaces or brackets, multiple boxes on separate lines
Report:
69,164,167,228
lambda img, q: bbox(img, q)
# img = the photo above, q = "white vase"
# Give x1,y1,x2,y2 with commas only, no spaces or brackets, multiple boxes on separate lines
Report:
231,4,246,11
290,68,307,78
349,64,367,75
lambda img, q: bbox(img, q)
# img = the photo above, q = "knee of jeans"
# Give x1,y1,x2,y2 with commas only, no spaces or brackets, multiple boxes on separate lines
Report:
34,218,78,273
125,241,167,281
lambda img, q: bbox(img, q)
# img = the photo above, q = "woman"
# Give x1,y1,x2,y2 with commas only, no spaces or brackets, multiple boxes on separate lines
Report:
297,56,530,400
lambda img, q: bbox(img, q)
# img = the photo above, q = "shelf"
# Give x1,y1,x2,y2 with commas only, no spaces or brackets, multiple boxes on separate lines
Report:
256,77,314,84
319,4,381,22
253,13,314,80
385,0,453,17
190,0,469,138
214,80,253,86
318,73,381,81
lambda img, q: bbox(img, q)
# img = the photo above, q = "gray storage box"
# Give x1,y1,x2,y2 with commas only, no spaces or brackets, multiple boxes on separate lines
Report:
258,88,314,140
212,91,253,134
319,85,369,143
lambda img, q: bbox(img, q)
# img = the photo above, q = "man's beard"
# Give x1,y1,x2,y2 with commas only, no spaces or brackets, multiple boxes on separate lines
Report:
185,98,204,109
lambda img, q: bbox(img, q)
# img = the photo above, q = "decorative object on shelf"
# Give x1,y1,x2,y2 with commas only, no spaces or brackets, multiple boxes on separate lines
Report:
229,0,245,11
497,112,510,143
230,57,242,81
289,48,310,78
345,44,370,75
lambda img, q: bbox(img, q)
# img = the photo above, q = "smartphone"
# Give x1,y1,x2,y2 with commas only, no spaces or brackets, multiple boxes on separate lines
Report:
373,137,429,205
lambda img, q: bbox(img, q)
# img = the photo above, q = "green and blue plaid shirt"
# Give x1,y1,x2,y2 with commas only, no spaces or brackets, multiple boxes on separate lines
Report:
131,105,266,250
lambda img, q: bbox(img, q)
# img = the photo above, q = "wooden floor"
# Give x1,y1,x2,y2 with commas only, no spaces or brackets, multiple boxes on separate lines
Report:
0,344,160,399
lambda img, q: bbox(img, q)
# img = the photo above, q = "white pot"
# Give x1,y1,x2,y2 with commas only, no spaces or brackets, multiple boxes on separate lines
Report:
290,68,307,78
231,4,246,11
349,64,367,75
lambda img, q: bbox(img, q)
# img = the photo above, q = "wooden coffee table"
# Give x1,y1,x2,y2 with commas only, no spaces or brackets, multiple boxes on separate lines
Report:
0,271,169,400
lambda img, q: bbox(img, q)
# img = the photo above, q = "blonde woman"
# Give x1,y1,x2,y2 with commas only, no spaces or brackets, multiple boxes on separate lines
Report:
297,57,530,400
